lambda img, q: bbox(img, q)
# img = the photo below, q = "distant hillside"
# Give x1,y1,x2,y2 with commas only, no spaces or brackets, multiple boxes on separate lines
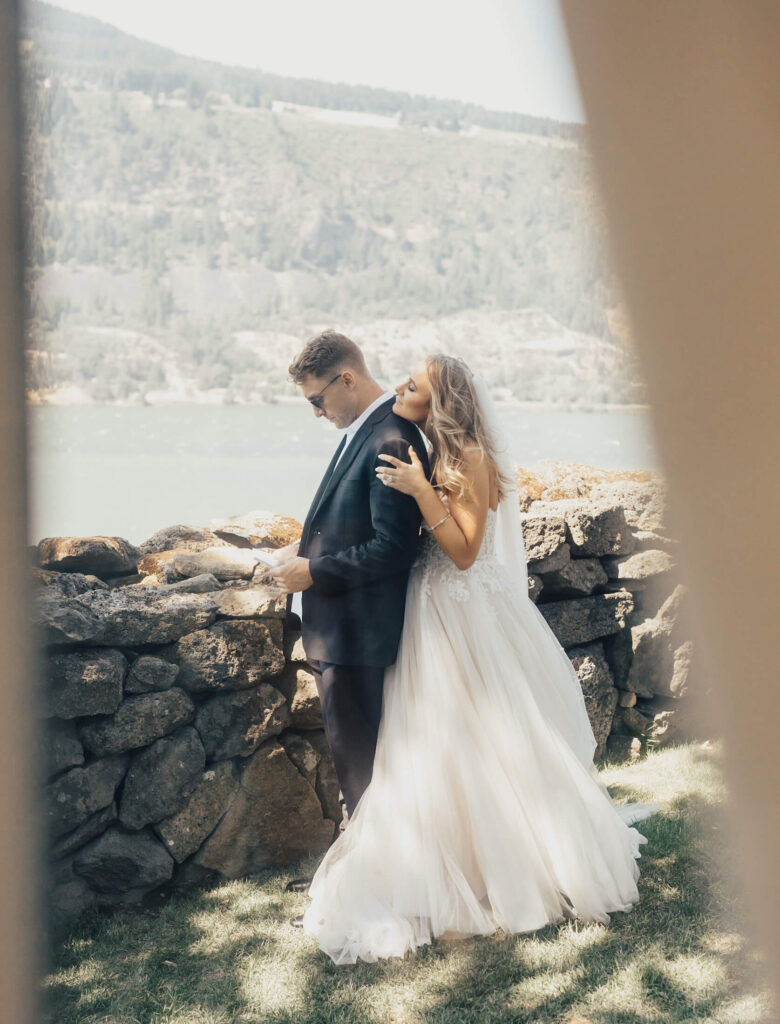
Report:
22,1,583,139
20,2,643,408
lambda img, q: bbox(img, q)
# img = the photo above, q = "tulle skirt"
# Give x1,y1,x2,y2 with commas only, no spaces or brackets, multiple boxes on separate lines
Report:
301,548,657,965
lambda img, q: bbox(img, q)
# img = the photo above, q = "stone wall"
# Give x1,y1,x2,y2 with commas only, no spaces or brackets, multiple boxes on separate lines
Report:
32,465,701,934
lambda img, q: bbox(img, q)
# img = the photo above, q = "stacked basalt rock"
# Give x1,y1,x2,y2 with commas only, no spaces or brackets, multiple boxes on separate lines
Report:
31,471,700,934
33,512,342,936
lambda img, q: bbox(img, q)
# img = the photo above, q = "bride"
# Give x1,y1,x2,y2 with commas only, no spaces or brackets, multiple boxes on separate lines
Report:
300,354,659,965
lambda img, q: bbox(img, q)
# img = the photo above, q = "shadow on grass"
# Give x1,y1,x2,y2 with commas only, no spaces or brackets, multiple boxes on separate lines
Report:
42,746,771,1024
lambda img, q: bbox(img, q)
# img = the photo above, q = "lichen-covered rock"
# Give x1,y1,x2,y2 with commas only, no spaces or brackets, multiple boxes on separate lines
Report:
38,536,140,577
209,511,302,550
195,683,289,760
72,826,174,894
125,655,179,694
119,727,206,830
606,735,643,761
153,760,240,863
45,754,128,840
631,530,680,554
155,573,222,594
47,648,127,719
79,688,195,755
621,705,653,738
192,739,334,875
539,591,634,647
166,619,285,694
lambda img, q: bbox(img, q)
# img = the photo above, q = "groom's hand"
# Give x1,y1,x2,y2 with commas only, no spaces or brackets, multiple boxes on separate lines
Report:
271,556,313,593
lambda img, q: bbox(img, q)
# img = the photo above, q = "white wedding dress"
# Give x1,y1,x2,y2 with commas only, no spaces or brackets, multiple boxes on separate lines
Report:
301,499,660,965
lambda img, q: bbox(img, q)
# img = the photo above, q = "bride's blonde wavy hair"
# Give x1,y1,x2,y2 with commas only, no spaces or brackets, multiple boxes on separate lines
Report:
424,355,513,503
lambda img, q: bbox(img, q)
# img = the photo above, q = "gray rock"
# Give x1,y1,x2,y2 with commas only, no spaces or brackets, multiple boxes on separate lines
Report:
606,735,643,761
273,665,323,728
155,573,222,594
172,547,259,581
47,648,127,719
602,625,634,689
119,727,206,830
38,536,140,577
32,568,108,597
213,584,287,619
43,717,85,777
35,589,218,648
589,481,668,533
125,655,180,694
79,688,195,755
137,525,233,556
631,530,680,554
81,589,219,645
518,514,569,571
626,584,689,697
195,683,289,760
306,730,342,823
602,549,676,585
279,731,320,788
50,801,118,859
209,511,302,550
153,760,240,863
46,869,99,936
541,557,608,597
618,690,637,708
167,619,285,694
527,574,543,604
192,739,334,875
45,754,128,839
539,591,634,647
567,642,619,758
72,826,174,894
34,594,105,646
283,630,308,664
621,705,653,738
528,500,635,557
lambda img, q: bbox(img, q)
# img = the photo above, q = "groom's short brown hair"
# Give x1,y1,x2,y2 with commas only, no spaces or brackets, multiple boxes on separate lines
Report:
288,329,368,383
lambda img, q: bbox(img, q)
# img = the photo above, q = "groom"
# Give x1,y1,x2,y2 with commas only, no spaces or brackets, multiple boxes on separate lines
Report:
272,329,429,827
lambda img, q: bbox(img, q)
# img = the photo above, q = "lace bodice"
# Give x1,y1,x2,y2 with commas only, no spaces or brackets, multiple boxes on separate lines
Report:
415,504,509,605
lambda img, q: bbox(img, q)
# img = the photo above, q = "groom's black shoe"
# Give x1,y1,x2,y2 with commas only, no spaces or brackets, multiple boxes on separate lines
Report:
289,914,305,928
285,877,312,893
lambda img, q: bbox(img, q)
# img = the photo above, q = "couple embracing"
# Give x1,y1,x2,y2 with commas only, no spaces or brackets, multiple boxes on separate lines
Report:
271,329,658,966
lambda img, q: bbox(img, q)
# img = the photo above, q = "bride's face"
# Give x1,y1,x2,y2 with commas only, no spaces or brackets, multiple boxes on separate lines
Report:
393,363,431,426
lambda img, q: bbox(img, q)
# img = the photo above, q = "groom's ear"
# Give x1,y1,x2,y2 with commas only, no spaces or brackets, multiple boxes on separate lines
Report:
340,369,357,389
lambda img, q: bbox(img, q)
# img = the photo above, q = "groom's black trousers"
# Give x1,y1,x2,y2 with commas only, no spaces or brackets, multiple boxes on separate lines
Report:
307,659,386,819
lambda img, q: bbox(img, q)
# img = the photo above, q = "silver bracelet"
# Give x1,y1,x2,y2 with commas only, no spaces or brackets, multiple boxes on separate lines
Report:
430,512,451,531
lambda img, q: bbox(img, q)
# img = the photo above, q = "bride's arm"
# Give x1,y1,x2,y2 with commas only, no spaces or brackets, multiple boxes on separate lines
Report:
377,447,490,570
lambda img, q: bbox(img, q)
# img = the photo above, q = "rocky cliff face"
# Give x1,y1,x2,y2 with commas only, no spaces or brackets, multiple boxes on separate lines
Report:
32,469,701,937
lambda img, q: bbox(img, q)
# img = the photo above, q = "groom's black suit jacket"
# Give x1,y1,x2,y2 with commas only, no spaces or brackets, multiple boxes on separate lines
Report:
295,397,429,667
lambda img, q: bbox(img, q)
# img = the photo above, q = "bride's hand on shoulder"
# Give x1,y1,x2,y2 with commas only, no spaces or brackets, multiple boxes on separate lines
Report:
375,445,428,498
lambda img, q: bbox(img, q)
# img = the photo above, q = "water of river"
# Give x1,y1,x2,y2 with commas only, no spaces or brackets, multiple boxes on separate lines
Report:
28,403,661,546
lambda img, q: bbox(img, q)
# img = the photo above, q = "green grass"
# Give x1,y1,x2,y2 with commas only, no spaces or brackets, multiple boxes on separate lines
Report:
41,741,774,1023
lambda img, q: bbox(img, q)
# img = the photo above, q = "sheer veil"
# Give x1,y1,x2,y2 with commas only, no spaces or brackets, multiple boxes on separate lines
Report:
471,374,660,827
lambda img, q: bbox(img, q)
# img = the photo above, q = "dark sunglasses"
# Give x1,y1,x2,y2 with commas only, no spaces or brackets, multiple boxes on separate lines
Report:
308,372,343,409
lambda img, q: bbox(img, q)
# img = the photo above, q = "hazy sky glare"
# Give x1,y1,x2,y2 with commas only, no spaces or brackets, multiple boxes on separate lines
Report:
45,0,585,123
